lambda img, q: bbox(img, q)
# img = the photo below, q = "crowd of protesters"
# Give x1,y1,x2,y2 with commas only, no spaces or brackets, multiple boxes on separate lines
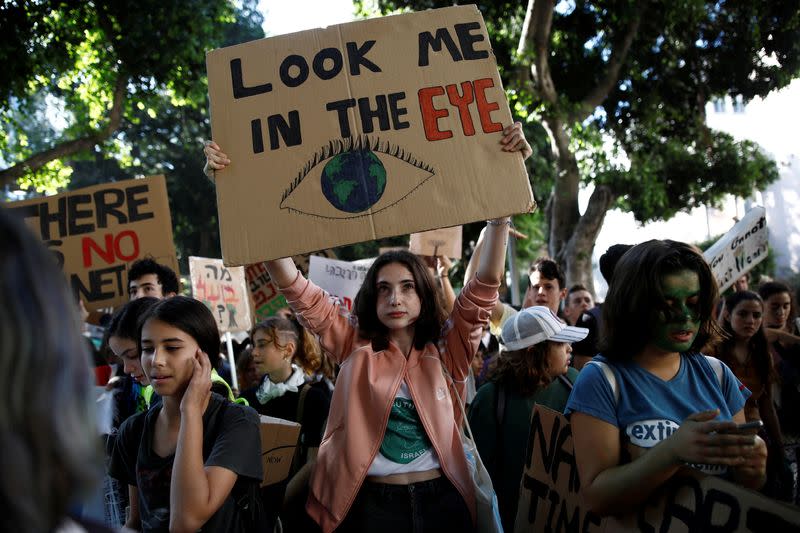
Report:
1,120,799,532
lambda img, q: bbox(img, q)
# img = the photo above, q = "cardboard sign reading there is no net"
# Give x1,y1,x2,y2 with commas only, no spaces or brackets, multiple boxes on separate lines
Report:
207,5,534,266
6,175,178,311
514,405,800,532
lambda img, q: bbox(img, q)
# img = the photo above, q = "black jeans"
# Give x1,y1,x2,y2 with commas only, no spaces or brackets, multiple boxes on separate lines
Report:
336,475,474,533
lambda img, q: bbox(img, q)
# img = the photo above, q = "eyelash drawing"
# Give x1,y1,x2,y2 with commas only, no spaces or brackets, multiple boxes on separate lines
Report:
281,135,435,203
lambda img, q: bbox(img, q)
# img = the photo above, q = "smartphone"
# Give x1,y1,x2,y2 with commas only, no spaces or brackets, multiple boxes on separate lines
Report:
718,420,763,434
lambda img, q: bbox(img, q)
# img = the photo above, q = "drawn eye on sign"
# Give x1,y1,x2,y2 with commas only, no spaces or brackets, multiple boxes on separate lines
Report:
280,135,435,218
207,6,535,265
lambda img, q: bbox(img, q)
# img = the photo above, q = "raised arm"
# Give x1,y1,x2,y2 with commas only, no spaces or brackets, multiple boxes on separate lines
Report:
437,255,457,315
439,123,532,383
267,258,356,364
474,122,531,284
475,218,510,285
464,122,530,324
266,258,299,289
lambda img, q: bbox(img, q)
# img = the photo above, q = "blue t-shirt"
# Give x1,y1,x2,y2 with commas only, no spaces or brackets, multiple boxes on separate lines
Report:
565,353,749,475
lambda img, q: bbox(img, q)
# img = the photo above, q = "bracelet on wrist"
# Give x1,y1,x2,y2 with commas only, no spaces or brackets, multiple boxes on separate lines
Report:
487,218,512,227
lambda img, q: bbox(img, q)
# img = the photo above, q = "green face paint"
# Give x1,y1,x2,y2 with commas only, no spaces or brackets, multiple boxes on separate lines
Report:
650,270,702,354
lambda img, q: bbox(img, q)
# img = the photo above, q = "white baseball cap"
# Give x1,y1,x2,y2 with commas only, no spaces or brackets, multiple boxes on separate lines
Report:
501,306,589,351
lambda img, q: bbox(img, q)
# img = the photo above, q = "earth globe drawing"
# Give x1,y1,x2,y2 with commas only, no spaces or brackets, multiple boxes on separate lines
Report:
320,149,386,213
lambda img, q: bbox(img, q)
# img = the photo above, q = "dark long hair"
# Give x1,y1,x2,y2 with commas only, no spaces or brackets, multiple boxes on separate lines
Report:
353,250,447,351
0,207,101,531
716,291,776,386
489,342,556,395
600,240,722,360
137,296,221,368
105,297,159,343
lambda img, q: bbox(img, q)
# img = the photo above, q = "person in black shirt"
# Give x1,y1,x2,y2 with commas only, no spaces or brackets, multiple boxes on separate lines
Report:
110,297,262,531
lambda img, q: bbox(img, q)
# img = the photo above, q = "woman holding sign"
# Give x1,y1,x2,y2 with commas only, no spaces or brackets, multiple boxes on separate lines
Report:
565,240,767,517
204,124,532,532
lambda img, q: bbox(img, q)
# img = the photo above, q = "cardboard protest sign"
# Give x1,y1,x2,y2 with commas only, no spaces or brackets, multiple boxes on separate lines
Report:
703,207,768,293
515,405,800,532
258,415,301,486
245,249,337,322
6,175,178,310
245,261,288,323
409,225,462,258
189,256,252,333
308,255,376,311
379,246,408,255
207,5,534,266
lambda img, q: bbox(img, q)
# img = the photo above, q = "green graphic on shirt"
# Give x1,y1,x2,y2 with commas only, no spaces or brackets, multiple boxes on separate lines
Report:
380,397,432,463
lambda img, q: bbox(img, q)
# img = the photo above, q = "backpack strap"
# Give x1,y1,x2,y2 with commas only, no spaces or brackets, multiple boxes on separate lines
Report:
703,355,725,388
586,360,619,405
295,383,312,427
588,357,723,407
290,383,313,475
493,384,507,481
557,373,574,391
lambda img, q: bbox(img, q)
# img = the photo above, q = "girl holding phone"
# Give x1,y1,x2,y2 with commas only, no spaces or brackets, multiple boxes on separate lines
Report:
566,240,767,516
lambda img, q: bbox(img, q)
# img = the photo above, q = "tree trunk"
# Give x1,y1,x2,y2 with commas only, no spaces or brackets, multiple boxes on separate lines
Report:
546,114,581,263
561,185,616,295
517,0,642,293
0,75,127,189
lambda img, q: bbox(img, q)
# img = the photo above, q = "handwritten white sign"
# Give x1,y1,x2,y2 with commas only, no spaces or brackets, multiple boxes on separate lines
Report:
308,255,375,311
189,256,252,333
703,207,768,293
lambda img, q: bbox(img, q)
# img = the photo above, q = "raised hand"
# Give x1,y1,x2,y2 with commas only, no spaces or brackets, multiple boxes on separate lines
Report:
203,140,231,179
180,349,212,414
501,122,533,160
436,255,453,279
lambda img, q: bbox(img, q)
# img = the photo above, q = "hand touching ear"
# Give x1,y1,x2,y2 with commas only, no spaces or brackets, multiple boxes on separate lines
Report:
180,349,212,413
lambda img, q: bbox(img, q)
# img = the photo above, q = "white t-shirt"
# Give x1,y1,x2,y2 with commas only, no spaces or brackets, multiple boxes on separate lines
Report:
367,381,441,476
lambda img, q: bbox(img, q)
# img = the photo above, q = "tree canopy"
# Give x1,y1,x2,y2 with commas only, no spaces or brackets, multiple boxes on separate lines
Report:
0,0,254,191
363,0,799,292
0,0,264,271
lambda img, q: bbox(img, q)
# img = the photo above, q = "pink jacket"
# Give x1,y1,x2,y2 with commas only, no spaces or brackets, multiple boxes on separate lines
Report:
280,273,498,533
